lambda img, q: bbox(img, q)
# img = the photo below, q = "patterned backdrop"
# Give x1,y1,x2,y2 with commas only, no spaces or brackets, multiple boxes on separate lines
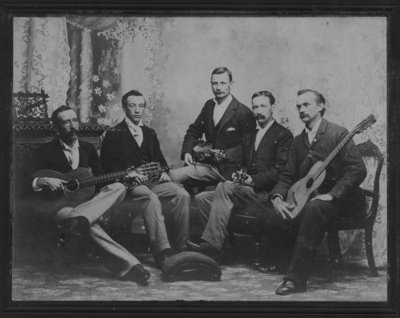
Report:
13,16,387,267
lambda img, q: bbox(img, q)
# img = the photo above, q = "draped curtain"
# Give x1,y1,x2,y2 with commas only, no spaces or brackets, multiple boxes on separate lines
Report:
13,17,71,117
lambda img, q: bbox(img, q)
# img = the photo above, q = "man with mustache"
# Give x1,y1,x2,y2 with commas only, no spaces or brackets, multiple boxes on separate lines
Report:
170,66,256,184
29,105,150,285
269,89,367,295
186,91,293,266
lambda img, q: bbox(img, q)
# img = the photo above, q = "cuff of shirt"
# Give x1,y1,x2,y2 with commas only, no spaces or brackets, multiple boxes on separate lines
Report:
270,193,283,202
32,177,43,192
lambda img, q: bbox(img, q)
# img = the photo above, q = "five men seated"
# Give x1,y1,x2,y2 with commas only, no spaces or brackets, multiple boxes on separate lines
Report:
26,67,369,295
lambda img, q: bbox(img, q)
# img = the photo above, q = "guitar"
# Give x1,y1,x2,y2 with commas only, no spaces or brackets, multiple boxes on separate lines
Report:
192,140,227,164
284,114,376,219
31,162,165,215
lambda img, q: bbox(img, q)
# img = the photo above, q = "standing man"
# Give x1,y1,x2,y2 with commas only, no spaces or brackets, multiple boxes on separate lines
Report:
186,91,293,263
270,89,367,295
30,105,150,286
101,90,190,266
170,66,256,183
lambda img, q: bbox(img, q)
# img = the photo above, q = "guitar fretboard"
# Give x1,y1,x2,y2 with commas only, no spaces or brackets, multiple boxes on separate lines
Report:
312,115,375,180
70,163,161,188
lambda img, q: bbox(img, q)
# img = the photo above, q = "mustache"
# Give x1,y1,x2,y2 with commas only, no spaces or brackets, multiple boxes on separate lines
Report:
254,114,266,120
66,128,79,135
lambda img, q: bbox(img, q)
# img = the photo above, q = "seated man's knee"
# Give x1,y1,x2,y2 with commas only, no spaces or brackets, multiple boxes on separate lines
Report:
176,187,190,202
302,199,331,221
55,206,74,220
106,182,126,194
216,181,235,194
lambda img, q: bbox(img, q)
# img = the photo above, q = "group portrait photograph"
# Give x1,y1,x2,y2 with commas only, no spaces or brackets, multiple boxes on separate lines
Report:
1,1,399,317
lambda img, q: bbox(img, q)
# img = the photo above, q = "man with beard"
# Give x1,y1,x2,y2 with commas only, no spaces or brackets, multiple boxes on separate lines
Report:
170,66,256,184
29,105,150,285
269,89,367,295
186,91,293,265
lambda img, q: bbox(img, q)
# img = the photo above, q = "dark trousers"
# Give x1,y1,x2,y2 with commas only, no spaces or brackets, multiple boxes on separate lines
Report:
261,190,365,284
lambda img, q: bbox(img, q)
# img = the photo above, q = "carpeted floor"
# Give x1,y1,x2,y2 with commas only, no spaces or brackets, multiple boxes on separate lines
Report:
12,254,387,302
11,217,387,302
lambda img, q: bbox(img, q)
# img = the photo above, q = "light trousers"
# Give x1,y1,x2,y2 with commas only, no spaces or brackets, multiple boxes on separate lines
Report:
126,181,190,255
55,182,139,277
195,181,259,250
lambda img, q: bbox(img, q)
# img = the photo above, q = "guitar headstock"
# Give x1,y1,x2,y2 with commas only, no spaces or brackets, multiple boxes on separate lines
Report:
354,114,376,134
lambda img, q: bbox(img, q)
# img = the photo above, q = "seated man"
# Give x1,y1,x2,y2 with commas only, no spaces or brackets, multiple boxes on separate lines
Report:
186,90,293,265
29,105,150,286
170,66,256,184
269,89,367,295
100,90,190,266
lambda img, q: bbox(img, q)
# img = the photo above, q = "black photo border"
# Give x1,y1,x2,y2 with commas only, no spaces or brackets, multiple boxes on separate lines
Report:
1,1,399,317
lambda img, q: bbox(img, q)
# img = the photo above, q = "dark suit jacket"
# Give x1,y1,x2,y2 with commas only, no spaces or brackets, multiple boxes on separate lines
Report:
181,95,256,178
271,118,367,203
27,138,103,192
100,120,168,173
241,121,293,193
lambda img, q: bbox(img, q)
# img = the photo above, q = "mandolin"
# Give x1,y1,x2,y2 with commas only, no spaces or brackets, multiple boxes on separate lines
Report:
31,162,165,216
192,140,227,164
232,168,249,184
285,114,376,219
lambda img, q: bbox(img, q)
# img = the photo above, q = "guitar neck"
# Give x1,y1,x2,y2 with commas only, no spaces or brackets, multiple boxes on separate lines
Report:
77,163,162,189
78,170,129,188
314,129,356,178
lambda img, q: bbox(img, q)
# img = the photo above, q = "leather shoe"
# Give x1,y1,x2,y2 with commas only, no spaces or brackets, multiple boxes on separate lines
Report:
255,264,280,274
155,248,176,267
185,240,220,262
275,279,306,295
122,264,151,286
58,216,90,237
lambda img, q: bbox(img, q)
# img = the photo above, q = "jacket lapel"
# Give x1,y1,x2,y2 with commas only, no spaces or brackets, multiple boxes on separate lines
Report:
53,139,73,170
255,121,277,154
310,118,328,148
248,129,258,165
216,96,238,133
205,101,215,137
121,121,141,154
142,127,153,157
301,129,310,149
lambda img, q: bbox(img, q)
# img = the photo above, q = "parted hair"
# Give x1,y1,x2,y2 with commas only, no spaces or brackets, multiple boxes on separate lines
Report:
51,105,74,126
251,90,276,105
211,66,233,82
121,90,146,108
297,89,326,116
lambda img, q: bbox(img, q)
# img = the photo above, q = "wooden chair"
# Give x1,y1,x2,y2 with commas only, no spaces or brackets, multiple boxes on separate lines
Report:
327,139,384,277
228,139,384,274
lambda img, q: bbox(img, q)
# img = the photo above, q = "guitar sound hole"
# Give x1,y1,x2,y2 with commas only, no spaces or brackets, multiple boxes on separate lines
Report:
65,179,80,193
306,178,314,189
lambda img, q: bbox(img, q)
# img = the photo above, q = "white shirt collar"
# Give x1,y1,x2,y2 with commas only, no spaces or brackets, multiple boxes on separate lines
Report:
254,119,275,151
213,94,232,107
125,117,143,129
59,138,79,150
